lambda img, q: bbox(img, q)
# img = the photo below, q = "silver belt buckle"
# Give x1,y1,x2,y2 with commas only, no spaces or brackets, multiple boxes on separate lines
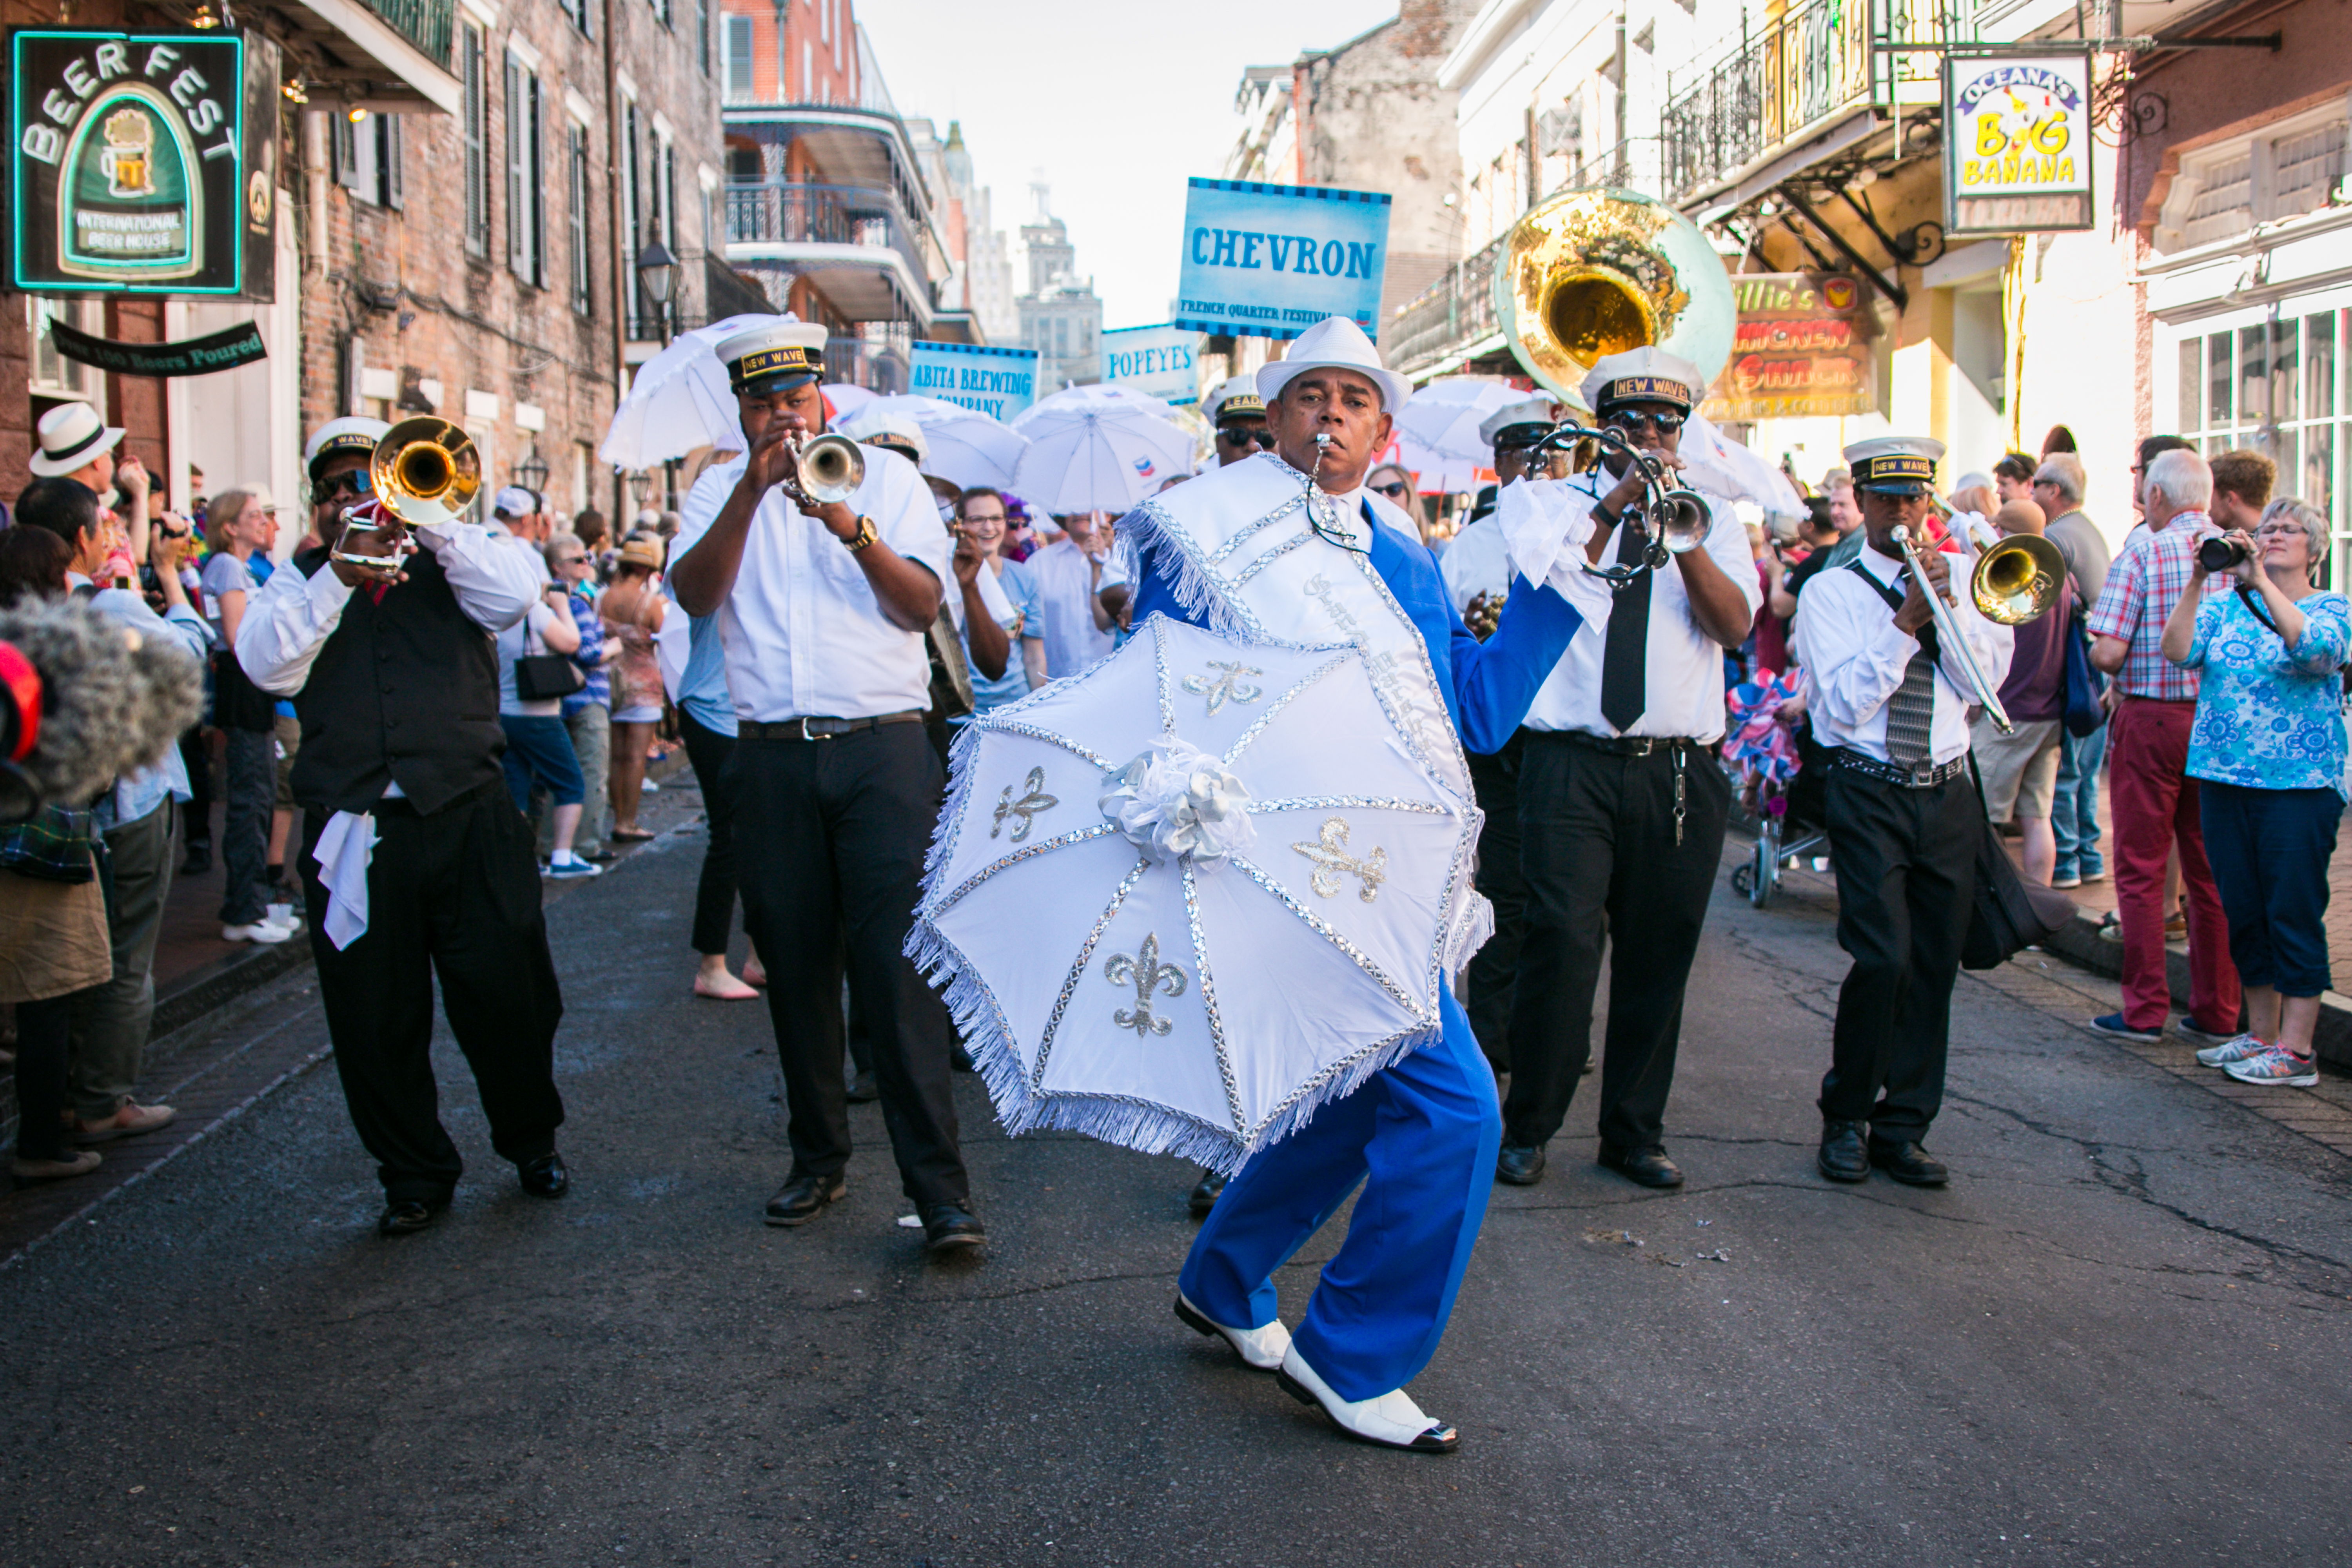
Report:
1909,761,1938,786
797,717,839,741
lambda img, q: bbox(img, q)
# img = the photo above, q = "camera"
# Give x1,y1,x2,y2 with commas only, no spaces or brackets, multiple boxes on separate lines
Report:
2198,536,2250,573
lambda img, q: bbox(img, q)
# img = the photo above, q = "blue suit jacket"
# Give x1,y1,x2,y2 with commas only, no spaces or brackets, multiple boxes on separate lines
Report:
1128,500,1582,755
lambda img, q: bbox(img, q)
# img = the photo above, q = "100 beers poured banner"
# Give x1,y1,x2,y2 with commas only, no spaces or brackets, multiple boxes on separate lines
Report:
10,31,254,293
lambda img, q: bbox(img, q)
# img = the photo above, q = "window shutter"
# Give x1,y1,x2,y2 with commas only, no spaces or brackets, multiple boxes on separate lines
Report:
505,58,525,275
530,78,548,289
384,116,405,211
333,114,360,190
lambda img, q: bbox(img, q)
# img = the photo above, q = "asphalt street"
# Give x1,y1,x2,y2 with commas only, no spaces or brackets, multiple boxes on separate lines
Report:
5,782,2351,1567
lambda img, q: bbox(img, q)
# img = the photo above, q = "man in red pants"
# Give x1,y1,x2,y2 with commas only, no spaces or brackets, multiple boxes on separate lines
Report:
2084,445,2242,1044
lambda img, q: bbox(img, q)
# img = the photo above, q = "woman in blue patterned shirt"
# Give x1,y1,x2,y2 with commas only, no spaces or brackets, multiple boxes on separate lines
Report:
2161,496,2349,1085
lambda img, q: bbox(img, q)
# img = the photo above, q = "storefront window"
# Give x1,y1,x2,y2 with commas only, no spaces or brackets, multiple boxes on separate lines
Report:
26,297,103,404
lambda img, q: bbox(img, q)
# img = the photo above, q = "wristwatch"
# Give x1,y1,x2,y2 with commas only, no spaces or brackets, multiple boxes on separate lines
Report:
842,514,879,552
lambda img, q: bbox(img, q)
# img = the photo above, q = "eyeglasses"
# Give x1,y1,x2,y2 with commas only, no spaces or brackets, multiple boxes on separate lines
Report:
1217,426,1272,448
1601,409,1685,434
316,470,374,501
2255,523,2307,538
1372,481,1410,499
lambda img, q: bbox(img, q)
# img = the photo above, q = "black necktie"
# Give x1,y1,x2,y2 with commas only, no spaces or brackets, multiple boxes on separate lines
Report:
1599,514,1651,733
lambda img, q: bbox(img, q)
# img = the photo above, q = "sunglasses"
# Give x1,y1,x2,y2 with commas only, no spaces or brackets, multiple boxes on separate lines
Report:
1601,409,1685,434
1372,480,1410,499
316,470,375,501
1217,426,1272,448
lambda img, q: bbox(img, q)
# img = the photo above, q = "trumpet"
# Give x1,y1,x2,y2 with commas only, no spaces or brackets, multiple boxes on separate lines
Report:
1889,524,2064,734
329,417,481,582
1532,423,1714,583
776,431,866,509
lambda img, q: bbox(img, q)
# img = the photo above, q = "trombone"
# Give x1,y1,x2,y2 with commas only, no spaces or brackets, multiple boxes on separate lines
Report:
1888,524,2066,734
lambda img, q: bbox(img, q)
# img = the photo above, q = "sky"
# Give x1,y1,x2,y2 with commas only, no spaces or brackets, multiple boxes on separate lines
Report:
855,0,1404,331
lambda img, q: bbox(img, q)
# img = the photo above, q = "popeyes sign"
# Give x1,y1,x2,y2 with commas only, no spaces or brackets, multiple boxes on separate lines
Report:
1700,273,1879,423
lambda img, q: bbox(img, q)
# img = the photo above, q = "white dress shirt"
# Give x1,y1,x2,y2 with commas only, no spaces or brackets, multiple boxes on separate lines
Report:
234,521,543,697
1511,470,1762,742
672,444,950,722
1027,537,1117,679
1793,539,2015,766
1436,515,1511,614
71,577,206,826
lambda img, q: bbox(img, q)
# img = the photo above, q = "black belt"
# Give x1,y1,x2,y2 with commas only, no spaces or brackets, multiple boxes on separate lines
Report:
1830,748,1969,789
739,711,924,742
1545,730,1709,757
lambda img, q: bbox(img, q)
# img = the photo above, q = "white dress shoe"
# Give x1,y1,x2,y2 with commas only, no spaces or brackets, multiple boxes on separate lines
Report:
1276,1344,1458,1453
1174,1292,1291,1371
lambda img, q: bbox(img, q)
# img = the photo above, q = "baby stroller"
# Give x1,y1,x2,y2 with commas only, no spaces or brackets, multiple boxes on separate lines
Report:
1722,670,1831,909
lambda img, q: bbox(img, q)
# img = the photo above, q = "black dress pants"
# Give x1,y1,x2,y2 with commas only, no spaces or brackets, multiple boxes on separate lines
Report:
1818,767,1978,1138
724,722,966,1210
1503,733,1730,1152
1462,731,1528,1076
679,711,740,958
300,784,565,1204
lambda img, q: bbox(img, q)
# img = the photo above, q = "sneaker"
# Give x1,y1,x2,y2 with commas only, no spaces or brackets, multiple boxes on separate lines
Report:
2164,909,2189,939
263,902,303,933
641,779,660,794
546,854,603,879
11,1148,102,1183
2079,866,2107,884
2222,1044,2319,1087
2089,1012,2161,1043
73,1100,176,1145
223,920,295,944
2050,874,2082,889
2175,1015,2236,1046
2194,1033,2271,1068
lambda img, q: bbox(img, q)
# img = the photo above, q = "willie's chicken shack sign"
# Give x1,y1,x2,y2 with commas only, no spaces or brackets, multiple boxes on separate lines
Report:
9,30,253,294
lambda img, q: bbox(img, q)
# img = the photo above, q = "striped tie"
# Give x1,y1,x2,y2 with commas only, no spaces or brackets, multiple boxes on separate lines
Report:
1885,573,1939,766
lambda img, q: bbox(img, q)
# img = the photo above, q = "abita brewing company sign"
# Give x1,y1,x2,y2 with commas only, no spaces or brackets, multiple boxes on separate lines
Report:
9,30,252,293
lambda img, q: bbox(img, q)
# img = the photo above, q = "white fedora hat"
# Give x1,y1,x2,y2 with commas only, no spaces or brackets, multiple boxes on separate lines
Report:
1256,317,1410,416
30,401,125,477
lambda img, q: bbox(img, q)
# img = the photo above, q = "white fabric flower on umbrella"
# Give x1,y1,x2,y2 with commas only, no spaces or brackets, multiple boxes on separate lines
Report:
852,394,1029,491
908,613,1479,1173
1010,385,1196,515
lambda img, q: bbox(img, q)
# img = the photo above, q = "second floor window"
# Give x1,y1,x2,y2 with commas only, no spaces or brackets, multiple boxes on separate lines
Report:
724,16,753,96
505,56,546,286
334,112,404,211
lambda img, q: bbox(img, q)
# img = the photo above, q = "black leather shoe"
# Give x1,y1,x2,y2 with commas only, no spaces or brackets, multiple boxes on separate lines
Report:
846,1070,880,1104
1495,1143,1546,1185
763,1172,846,1227
1188,1169,1227,1217
517,1151,568,1198
921,1203,986,1256
1598,1142,1683,1188
1868,1137,1950,1187
377,1198,446,1237
1818,1119,1869,1183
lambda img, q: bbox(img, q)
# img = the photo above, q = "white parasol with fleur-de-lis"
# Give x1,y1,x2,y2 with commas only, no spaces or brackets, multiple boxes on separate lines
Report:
907,613,1483,1174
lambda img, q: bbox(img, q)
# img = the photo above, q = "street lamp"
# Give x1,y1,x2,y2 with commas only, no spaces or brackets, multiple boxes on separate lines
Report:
514,445,550,499
633,236,683,506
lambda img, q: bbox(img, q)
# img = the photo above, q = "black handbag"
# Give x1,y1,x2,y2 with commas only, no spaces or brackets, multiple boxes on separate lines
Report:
1960,755,2078,969
514,653,586,702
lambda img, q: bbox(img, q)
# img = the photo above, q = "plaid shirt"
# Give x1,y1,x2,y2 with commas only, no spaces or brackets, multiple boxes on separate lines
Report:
561,589,610,715
2084,512,2219,702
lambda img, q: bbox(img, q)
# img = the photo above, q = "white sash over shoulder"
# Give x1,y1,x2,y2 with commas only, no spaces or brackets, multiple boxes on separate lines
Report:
1117,453,1493,973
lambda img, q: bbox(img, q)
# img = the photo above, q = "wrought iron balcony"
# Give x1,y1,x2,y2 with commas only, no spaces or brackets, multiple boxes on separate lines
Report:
1385,230,1508,381
356,0,456,68
724,180,933,301
1661,0,1955,205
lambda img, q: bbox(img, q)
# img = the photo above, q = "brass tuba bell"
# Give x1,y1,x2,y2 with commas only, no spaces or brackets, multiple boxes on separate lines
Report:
1492,187,1736,405
369,416,482,526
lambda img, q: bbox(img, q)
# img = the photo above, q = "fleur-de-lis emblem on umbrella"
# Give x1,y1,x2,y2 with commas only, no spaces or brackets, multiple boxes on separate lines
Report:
991,767,1059,842
1181,660,1265,715
1104,932,1187,1036
1291,818,1388,903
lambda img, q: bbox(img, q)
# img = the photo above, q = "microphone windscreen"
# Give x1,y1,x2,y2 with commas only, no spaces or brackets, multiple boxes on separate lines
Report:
0,599,203,815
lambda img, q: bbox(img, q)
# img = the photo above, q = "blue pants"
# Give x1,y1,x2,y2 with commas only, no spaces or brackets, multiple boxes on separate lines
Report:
2053,723,2107,880
2197,780,2339,998
500,714,585,812
1178,987,1501,1403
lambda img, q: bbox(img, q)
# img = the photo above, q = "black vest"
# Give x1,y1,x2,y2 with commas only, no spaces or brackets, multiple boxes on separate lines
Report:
286,546,506,816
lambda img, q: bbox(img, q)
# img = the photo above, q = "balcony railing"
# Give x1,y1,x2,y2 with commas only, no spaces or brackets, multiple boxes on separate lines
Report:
724,180,932,298
357,0,456,67
1661,0,1955,204
1385,230,1508,379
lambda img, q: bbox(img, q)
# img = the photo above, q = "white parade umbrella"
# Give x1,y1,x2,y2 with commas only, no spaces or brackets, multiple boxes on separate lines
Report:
909,613,1476,1173
854,394,1029,491
597,312,783,470
1393,377,1521,462
823,382,878,425
1010,385,1196,515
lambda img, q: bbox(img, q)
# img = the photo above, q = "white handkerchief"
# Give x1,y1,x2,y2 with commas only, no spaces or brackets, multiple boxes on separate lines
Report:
1495,476,1602,601
314,810,378,951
